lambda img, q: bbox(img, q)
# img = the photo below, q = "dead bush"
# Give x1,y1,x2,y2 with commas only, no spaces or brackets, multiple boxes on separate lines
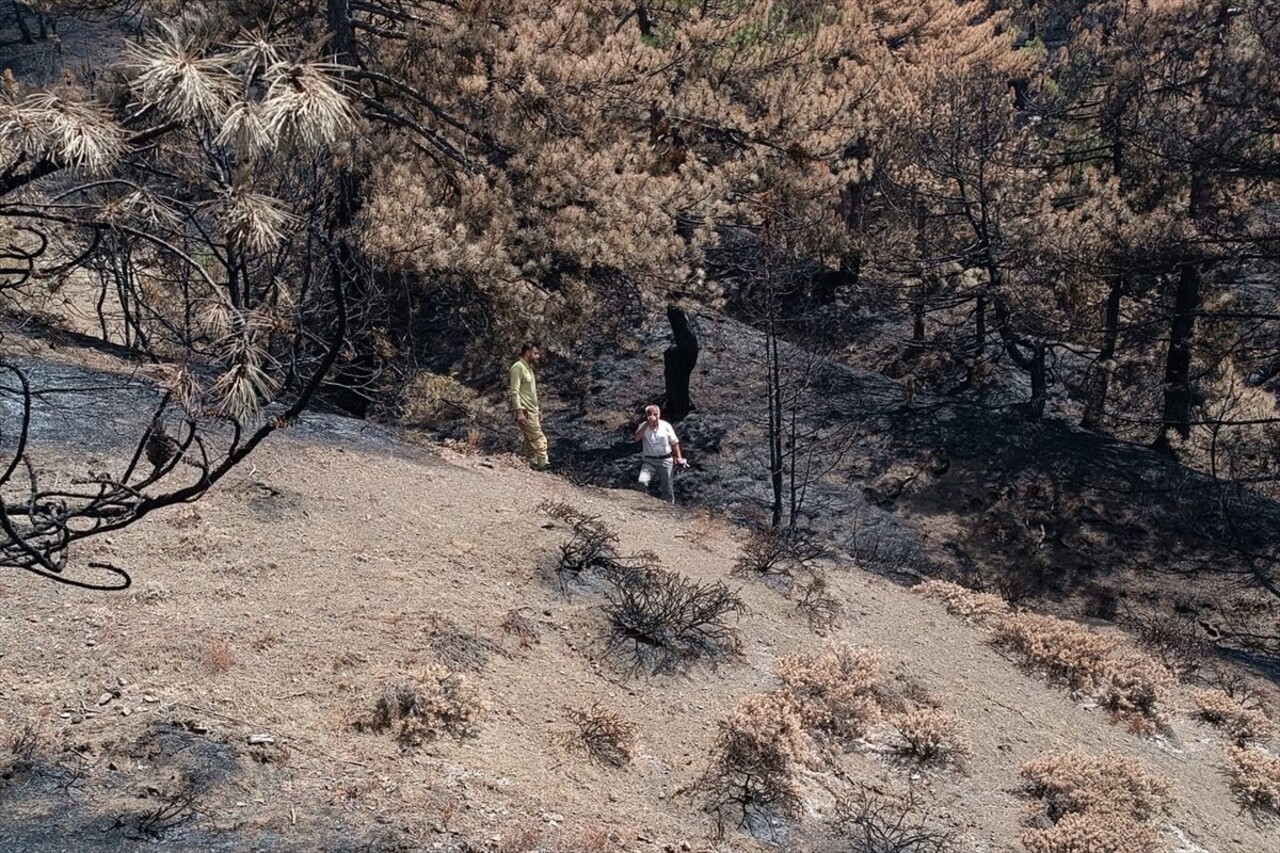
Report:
793,568,843,633
559,703,637,768
1202,663,1257,701
541,501,662,592
913,579,1009,624
734,529,838,633
603,566,745,675
2,722,40,781
1020,751,1169,853
539,501,621,584
732,527,825,582
889,708,969,766
423,612,507,673
1020,810,1161,853
831,785,953,852
1096,652,1173,735
991,613,1172,733
1194,689,1277,745
501,608,541,650
700,692,815,838
134,777,201,841
1121,607,1210,679
990,613,1116,692
358,666,485,747
1226,744,1280,814
776,645,883,741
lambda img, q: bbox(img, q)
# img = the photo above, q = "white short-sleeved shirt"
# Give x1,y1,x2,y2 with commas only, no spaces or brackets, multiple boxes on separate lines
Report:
641,420,680,457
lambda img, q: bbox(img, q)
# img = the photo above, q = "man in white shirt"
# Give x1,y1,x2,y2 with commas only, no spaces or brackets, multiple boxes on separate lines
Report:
633,404,688,503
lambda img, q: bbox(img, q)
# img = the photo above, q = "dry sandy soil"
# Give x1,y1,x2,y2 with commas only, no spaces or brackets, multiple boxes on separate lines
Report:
1,418,1278,852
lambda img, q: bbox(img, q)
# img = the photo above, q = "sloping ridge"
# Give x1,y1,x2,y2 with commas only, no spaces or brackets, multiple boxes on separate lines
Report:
2,425,1274,852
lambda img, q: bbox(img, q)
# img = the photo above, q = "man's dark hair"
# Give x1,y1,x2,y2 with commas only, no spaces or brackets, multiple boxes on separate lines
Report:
521,341,541,355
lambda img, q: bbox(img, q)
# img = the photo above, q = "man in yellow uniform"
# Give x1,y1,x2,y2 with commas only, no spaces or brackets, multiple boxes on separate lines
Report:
508,342,549,469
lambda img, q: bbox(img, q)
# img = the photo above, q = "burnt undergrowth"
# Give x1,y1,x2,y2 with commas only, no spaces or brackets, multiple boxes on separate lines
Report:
524,307,1280,674
540,500,746,675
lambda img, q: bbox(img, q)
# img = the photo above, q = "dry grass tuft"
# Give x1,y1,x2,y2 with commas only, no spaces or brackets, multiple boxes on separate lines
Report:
559,703,637,768
495,822,543,853
2,721,41,779
1020,751,1169,853
556,826,620,853
1194,689,1277,745
1225,745,1280,814
422,612,506,673
913,579,1009,623
204,639,235,674
685,507,733,546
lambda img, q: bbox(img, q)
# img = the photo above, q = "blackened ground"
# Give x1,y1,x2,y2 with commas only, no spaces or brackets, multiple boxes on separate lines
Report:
522,304,1280,673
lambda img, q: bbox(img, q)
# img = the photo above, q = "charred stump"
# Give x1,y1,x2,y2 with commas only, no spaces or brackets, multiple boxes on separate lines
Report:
659,305,698,422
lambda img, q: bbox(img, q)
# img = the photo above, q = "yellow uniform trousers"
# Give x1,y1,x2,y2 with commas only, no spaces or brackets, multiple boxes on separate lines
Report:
518,411,549,468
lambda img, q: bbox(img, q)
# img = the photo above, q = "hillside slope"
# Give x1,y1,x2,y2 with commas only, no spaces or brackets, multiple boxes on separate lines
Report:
2,421,1276,852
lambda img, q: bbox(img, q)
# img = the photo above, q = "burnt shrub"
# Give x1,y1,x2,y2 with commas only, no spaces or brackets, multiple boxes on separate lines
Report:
734,527,840,632
603,566,745,675
733,527,826,583
559,703,637,768
540,501,620,585
831,785,953,853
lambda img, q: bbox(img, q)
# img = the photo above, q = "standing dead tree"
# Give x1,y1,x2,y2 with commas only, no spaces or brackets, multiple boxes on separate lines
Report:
659,305,698,422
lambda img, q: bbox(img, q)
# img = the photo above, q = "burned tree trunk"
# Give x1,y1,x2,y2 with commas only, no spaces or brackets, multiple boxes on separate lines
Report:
659,305,698,421
1081,274,1124,431
1154,260,1201,453
12,1,33,44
